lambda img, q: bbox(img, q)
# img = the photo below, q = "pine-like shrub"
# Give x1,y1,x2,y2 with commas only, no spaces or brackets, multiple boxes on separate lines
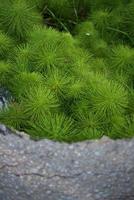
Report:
0,61,11,86
121,2,134,40
27,0,45,10
0,0,42,41
110,45,134,84
74,21,99,49
0,0,133,142
9,72,45,99
45,68,70,97
90,0,122,10
26,113,75,141
87,73,128,119
10,44,33,73
0,103,25,129
0,31,13,59
21,85,59,121
91,9,112,36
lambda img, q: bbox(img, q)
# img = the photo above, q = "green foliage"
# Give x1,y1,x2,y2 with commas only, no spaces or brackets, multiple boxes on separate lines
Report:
26,113,75,141
91,39,108,57
121,2,134,40
128,89,134,115
44,0,91,31
0,103,25,129
91,0,122,10
10,44,33,73
108,114,134,139
29,26,61,48
75,21,99,49
27,0,45,10
89,58,108,74
0,61,11,87
45,68,70,97
33,44,64,73
10,72,44,99
0,0,133,142
0,0,42,41
0,31,13,59
76,111,103,140
46,0,72,19
126,115,134,138
30,27,74,73
91,9,112,36
110,45,134,83
22,85,59,121
67,79,85,99
87,73,128,119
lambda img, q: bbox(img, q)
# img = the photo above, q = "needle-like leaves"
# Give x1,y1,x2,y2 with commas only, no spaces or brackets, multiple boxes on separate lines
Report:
0,0,42,41
110,45,134,79
45,68,70,97
0,30,13,59
0,0,133,141
0,61,11,86
10,72,44,99
0,103,25,129
88,73,128,119
26,113,75,141
22,85,59,121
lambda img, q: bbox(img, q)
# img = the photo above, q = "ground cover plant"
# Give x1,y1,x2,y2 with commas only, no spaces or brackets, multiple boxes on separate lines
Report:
0,0,134,142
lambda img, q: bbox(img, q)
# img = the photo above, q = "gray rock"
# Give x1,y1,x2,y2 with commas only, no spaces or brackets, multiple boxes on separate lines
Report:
0,127,134,200
0,124,11,135
0,88,12,110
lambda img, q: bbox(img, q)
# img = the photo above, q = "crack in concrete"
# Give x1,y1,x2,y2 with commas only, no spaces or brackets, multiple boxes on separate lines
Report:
0,163,19,169
13,171,86,180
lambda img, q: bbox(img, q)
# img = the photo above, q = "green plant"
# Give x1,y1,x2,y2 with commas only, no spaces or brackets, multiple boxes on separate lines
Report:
66,79,85,99
0,30,13,59
26,113,75,141
91,39,108,57
0,61,11,86
29,26,61,48
77,128,103,140
33,43,65,73
87,73,128,119
30,27,74,73
27,0,45,10
10,44,33,73
128,89,134,115
0,103,25,129
22,85,59,121
126,115,134,138
110,45,134,77
91,0,122,10
108,114,134,139
76,111,103,139
121,2,134,40
0,0,133,142
75,21,99,49
91,9,111,36
10,72,44,99
46,0,72,19
45,68,70,97
89,58,108,74
0,0,42,41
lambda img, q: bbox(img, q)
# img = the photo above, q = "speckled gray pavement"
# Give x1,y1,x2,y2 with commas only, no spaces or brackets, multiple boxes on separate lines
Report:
0,125,134,200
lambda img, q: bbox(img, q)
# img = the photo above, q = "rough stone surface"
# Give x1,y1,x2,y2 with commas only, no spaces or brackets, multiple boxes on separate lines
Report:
0,88,12,110
0,124,134,200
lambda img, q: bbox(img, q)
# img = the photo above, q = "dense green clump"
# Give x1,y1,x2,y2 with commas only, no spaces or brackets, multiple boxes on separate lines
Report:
0,0,42,41
0,31,13,59
0,0,133,142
